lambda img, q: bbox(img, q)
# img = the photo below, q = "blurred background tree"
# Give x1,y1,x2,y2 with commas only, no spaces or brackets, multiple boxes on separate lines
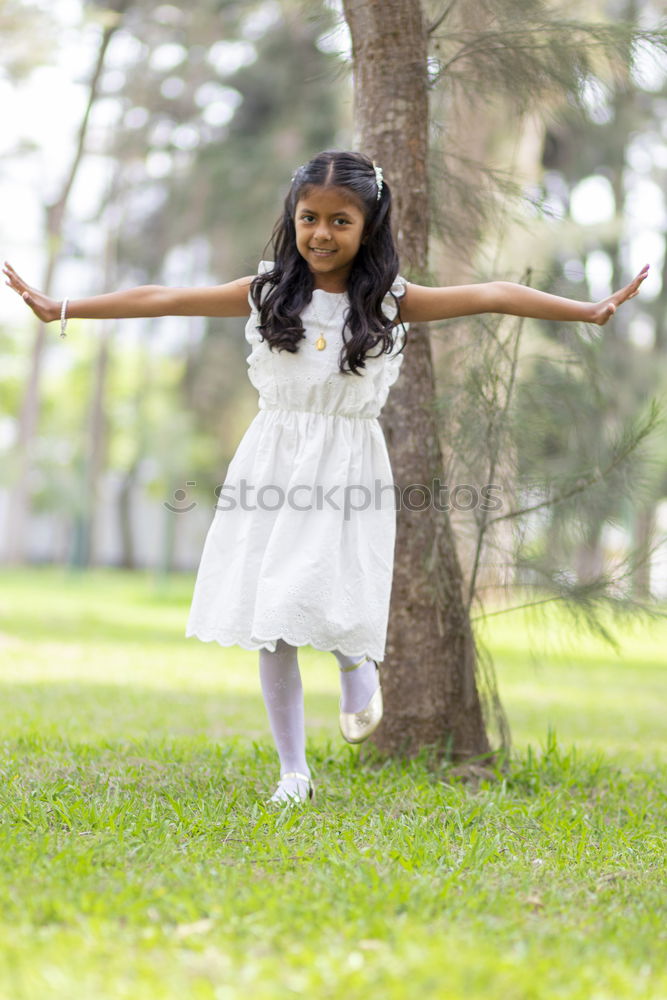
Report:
1,0,343,570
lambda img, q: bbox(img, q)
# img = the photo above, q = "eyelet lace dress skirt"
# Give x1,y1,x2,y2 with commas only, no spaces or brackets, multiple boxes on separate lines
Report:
185,264,408,663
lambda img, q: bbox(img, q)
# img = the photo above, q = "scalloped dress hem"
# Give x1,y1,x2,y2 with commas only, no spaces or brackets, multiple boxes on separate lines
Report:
184,627,384,663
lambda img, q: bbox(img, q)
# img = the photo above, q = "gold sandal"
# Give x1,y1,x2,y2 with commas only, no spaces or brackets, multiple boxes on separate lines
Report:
339,656,383,744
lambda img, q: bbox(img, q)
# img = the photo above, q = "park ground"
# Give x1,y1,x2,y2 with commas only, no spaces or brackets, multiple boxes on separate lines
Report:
0,567,665,1000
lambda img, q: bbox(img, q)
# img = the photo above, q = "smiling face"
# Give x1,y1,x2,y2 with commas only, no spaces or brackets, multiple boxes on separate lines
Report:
294,185,367,291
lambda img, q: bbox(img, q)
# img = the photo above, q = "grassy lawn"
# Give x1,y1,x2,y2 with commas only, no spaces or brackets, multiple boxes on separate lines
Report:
0,567,665,1000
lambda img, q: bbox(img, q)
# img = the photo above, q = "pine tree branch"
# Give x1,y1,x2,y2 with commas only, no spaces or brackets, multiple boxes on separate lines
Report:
429,23,667,95
485,398,662,527
428,2,458,35
471,591,667,623
467,279,530,611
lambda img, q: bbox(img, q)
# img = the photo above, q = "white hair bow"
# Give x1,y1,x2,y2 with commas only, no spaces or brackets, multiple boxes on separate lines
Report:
373,162,384,201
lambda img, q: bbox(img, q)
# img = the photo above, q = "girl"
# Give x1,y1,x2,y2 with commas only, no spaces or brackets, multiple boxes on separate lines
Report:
4,150,649,806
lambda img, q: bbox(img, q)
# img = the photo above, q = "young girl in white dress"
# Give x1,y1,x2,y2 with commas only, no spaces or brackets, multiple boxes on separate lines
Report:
4,150,649,806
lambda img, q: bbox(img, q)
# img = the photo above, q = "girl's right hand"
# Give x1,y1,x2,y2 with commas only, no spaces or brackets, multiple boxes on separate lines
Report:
3,261,60,322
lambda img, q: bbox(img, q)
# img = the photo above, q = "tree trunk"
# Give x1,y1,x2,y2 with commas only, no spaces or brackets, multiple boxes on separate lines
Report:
632,504,655,599
117,462,138,570
81,319,111,566
342,0,494,760
428,3,546,602
83,190,123,566
575,522,604,583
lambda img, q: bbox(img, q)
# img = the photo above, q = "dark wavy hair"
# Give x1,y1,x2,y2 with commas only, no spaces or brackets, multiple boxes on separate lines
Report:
250,150,405,376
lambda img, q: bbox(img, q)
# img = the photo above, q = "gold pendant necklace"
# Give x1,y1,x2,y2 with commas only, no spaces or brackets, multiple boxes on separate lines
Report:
310,290,344,351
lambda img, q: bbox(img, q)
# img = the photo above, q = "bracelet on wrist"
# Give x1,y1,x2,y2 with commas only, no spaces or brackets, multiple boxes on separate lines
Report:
60,298,68,339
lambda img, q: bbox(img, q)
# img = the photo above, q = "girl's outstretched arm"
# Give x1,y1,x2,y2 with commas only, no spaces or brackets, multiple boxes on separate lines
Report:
399,265,650,326
3,261,254,322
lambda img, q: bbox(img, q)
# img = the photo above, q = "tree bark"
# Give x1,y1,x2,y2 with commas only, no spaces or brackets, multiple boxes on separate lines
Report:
342,0,493,760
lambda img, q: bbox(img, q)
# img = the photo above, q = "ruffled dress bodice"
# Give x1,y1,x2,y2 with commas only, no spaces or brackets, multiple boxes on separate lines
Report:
245,261,408,419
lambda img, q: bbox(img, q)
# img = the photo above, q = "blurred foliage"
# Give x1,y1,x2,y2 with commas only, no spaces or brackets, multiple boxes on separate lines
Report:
428,0,667,614
0,0,343,565
425,0,667,257
0,0,57,80
91,0,342,477
2,0,667,588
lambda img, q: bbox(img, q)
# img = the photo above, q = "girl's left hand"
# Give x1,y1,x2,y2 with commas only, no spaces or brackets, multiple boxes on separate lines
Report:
590,263,650,325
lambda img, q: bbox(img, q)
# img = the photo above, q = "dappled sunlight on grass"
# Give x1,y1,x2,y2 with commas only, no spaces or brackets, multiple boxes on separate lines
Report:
2,568,665,762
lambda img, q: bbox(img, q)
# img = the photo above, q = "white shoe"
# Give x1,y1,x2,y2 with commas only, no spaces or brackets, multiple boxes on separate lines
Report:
268,771,315,805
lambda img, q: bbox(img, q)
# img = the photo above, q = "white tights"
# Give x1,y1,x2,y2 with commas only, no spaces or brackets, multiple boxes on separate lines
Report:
258,639,379,790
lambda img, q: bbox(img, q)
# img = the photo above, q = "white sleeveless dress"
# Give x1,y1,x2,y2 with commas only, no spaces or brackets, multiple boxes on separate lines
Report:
185,261,409,662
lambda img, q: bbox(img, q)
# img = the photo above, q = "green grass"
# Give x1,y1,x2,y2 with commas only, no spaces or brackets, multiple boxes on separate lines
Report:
0,567,665,1000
